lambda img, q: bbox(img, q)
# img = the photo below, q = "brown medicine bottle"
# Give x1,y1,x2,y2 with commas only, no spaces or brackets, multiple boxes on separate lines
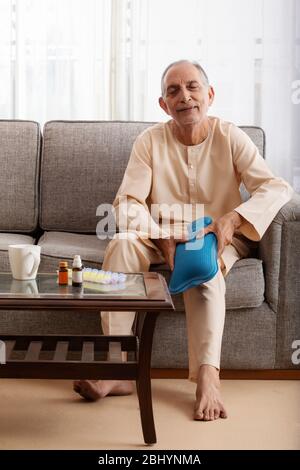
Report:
58,261,69,285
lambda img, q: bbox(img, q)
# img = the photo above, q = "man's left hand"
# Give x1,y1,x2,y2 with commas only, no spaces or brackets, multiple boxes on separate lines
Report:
200,211,244,257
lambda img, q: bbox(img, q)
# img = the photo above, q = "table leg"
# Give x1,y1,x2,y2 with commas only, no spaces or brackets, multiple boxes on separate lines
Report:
135,311,159,445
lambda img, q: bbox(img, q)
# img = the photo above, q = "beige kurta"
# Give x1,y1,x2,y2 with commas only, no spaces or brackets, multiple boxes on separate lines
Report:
113,117,293,247
102,117,293,374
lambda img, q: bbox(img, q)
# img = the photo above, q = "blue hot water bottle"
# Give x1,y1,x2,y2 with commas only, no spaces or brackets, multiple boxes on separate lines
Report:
169,216,218,294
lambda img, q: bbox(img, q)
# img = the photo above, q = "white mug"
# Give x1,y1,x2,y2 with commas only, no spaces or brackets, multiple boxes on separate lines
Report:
8,244,41,280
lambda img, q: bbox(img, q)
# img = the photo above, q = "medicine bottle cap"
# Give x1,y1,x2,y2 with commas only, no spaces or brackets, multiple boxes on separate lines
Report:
59,261,68,268
73,255,82,268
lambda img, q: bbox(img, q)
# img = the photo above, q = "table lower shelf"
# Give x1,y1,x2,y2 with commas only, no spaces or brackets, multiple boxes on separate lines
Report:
0,334,138,379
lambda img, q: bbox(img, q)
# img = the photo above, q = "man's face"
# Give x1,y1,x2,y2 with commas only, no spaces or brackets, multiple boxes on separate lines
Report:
159,62,214,126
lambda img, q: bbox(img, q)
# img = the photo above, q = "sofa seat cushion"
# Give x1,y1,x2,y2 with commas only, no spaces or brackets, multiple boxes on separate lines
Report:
38,231,108,271
0,233,36,250
0,233,36,271
151,258,265,311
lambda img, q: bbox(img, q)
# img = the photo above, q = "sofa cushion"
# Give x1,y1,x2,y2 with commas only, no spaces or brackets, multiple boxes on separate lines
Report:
40,121,155,233
0,233,36,271
152,258,265,310
37,231,107,272
0,120,41,232
224,258,265,308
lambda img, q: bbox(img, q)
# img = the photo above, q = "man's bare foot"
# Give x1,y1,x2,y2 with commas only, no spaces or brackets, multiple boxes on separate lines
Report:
73,380,133,401
194,364,228,421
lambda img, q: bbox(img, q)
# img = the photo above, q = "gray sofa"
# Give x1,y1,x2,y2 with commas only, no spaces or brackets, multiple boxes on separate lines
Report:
0,119,299,370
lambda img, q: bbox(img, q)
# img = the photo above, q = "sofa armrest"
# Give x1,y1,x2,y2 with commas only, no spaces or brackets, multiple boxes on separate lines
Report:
259,193,300,310
259,193,300,368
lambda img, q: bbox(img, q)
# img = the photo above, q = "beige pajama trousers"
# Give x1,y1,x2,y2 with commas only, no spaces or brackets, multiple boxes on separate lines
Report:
101,234,247,382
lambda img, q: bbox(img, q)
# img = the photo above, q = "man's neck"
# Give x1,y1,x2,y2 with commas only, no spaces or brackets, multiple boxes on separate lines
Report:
172,118,210,146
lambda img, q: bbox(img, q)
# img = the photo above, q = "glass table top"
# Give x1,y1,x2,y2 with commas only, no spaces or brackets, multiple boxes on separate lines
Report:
0,273,147,299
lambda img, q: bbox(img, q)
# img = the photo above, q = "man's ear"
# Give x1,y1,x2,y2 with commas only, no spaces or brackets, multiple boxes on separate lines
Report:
159,96,169,115
208,86,215,107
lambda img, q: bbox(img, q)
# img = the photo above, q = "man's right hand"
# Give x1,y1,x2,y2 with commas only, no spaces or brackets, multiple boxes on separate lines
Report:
153,236,187,271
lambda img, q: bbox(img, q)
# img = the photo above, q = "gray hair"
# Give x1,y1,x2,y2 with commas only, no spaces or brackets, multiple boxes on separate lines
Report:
161,60,209,96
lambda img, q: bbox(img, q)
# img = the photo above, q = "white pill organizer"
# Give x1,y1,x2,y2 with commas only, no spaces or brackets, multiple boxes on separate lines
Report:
66,268,127,285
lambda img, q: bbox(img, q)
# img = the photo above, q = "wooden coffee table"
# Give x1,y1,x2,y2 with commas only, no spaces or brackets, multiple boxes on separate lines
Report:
0,272,174,445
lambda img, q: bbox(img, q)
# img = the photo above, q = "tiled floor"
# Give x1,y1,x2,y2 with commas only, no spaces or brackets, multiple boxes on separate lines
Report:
0,379,299,450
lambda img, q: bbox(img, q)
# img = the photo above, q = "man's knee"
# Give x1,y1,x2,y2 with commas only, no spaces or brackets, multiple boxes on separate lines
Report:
103,233,155,272
106,233,147,255
201,266,226,297
189,265,225,297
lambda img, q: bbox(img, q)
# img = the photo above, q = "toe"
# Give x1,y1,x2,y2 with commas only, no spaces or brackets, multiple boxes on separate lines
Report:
194,410,204,420
203,411,210,421
214,408,220,420
194,401,205,420
73,380,102,401
220,408,228,419
73,380,82,393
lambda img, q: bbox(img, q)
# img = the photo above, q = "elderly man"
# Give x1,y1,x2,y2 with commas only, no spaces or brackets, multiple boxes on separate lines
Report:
74,60,293,421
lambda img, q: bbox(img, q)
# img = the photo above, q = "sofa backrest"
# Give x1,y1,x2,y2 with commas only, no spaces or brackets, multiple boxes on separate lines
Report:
241,126,265,158
40,121,265,233
0,120,41,233
40,121,155,233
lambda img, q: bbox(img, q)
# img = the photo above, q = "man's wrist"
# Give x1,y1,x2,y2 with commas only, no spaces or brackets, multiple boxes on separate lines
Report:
231,210,244,229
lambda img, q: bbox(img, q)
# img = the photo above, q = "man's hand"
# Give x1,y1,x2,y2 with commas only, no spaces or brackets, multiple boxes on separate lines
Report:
153,236,187,271
201,211,244,257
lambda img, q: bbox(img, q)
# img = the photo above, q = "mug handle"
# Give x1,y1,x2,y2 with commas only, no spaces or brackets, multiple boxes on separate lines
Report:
26,251,40,278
